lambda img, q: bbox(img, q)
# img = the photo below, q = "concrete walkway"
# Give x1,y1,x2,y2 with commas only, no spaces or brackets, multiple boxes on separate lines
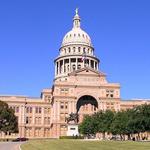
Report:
0,142,22,150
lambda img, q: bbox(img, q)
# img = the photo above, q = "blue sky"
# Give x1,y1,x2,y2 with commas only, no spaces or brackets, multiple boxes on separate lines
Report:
0,0,150,99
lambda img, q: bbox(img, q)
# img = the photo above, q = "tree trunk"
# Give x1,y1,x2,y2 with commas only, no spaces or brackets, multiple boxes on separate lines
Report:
127,134,131,140
120,134,122,141
102,132,105,140
137,133,140,141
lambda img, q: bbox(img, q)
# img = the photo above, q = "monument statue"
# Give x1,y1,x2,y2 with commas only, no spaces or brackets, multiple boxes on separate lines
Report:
65,112,79,124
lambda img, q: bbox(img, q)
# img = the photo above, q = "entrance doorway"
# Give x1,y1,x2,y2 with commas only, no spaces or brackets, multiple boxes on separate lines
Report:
76,95,98,122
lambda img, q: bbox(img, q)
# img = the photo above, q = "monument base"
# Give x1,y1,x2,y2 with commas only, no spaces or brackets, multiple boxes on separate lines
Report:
67,124,79,136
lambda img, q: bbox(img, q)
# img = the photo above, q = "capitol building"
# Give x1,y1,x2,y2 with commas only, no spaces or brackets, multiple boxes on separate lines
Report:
0,10,150,139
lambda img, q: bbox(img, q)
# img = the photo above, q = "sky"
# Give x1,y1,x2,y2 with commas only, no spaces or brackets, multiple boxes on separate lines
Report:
0,0,150,100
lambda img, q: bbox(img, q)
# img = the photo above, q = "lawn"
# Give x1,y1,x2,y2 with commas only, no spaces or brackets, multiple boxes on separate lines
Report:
21,139,150,150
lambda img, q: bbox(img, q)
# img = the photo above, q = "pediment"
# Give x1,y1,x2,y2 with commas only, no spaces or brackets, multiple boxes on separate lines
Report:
69,67,106,77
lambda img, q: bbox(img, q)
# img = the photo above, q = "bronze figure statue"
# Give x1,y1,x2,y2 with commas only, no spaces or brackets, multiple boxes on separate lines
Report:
65,112,79,124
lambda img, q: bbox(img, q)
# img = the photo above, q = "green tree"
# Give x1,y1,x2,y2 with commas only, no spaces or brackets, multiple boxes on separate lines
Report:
110,110,130,140
94,110,114,139
79,115,97,137
128,104,150,140
0,100,18,134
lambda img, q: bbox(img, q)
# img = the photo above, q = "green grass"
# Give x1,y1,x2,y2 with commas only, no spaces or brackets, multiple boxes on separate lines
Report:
21,139,150,150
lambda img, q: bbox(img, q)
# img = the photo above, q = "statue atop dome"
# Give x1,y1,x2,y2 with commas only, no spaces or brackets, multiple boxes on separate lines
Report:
75,8,78,15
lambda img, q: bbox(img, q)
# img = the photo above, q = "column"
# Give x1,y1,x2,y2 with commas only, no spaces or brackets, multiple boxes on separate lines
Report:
83,59,85,68
58,61,60,75
63,59,65,73
76,58,78,70
89,59,91,68
97,61,99,70
69,58,71,72
94,61,95,70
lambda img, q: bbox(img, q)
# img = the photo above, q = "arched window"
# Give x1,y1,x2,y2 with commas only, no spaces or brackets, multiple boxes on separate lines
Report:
72,64,76,71
68,47,71,53
83,47,86,52
73,47,76,53
78,47,81,53
78,64,81,69
67,65,69,71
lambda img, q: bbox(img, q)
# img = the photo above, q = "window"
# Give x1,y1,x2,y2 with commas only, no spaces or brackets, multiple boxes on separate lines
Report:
72,64,76,71
35,128,41,137
65,102,68,109
26,117,29,124
60,113,68,121
26,127,32,137
44,128,50,137
16,106,19,113
60,88,69,94
44,117,50,124
73,47,76,53
78,64,81,69
35,117,41,125
10,106,19,113
60,102,64,109
106,90,114,98
44,95,51,102
78,47,81,52
26,117,32,124
44,107,51,114
35,107,42,113
26,107,32,113
60,102,68,110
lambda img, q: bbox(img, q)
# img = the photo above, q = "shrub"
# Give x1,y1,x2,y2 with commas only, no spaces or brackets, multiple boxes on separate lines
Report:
60,135,84,139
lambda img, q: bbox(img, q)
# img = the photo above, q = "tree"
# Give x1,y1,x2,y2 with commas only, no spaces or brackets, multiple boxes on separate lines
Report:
79,104,150,140
110,110,130,140
94,110,114,139
0,100,18,134
128,104,150,140
79,115,97,137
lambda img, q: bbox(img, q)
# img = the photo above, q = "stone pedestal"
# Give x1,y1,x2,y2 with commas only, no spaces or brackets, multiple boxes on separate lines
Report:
67,124,79,136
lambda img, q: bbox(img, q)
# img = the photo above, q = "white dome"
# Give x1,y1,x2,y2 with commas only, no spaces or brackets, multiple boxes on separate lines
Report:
62,28,92,47
61,9,92,47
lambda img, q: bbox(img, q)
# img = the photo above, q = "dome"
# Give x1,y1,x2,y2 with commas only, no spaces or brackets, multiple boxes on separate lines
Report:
61,9,92,47
62,28,92,47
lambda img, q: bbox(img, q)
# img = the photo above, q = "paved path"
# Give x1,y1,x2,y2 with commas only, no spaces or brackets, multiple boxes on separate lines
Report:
0,142,22,150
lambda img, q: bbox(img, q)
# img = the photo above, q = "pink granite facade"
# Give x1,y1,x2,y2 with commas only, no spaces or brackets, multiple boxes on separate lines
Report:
0,10,149,139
